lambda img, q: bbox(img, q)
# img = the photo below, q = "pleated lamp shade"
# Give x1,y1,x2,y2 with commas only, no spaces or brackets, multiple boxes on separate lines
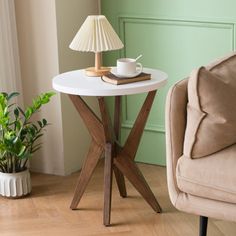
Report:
70,15,124,77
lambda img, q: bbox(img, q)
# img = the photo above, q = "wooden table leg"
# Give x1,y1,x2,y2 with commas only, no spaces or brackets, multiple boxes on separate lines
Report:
69,95,105,145
113,96,127,198
121,90,157,160
68,95,105,209
114,154,162,212
103,143,113,226
114,90,162,213
70,140,103,209
98,97,114,226
113,166,127,197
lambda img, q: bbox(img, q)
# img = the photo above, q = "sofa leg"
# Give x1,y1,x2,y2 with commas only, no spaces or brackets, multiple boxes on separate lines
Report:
199,216,208,236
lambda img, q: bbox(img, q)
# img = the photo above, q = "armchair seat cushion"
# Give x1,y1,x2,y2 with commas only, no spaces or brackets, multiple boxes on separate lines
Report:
176,144,236,204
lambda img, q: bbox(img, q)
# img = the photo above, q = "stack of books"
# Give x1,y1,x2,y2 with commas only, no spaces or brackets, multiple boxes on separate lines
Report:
102,72,151,85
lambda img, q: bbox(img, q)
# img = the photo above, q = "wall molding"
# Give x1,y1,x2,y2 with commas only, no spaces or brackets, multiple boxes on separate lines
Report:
119,16,235,56
121,120,165,133
119,16,235,30
119,16,235,133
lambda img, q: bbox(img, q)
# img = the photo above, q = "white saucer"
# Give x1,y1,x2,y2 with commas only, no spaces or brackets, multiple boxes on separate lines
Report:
111,68,142,78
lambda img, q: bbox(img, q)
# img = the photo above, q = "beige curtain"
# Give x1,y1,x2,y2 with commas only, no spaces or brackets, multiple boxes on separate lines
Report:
0,0,23,103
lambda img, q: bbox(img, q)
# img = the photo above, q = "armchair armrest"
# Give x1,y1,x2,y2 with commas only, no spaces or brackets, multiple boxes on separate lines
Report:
165,78,188,205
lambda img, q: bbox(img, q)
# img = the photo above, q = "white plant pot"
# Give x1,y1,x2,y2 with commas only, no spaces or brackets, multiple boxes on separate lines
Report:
0,169,31,198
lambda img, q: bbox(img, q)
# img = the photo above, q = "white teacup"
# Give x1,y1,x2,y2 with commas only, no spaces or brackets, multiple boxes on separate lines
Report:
116,58,143,76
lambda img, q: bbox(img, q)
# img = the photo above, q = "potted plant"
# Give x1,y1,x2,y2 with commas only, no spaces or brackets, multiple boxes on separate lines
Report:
0,91,55,197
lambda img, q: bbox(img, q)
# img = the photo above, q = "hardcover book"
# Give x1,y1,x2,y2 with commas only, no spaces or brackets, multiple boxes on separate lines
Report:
102,72,151,85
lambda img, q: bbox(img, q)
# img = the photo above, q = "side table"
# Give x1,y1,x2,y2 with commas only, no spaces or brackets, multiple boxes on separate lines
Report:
52,68,168,226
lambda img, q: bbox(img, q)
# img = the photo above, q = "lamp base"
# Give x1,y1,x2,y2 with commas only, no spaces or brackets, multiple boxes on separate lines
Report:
85,67,111,77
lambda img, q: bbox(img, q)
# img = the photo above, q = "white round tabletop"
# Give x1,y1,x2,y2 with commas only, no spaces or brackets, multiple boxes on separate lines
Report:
52,67,168,96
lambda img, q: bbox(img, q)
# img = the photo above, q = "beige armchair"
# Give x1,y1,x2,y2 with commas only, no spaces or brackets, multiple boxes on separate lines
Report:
165,53,236,236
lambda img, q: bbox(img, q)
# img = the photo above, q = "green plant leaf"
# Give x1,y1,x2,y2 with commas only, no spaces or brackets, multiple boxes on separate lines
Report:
31,146,41,153
7,92,20,101
45,91,56,97
4,131,16,141
15,120,21,131
33,133,43,141
25,107,33,119
31,142,42,153
13,135,19,144
0,117,9,127
17,106,25,117
40,92,56,104
3,106,8,116
33,99,41,110
1,92,8,98
41,97,49,104
18,151,31,160
14,108,19,118
18,145,26,157
32,142,42,149
42,119,47,126
37,120,43,128
32,124,38,132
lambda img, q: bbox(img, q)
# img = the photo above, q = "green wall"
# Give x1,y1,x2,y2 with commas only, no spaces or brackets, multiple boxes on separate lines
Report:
101,0,236,165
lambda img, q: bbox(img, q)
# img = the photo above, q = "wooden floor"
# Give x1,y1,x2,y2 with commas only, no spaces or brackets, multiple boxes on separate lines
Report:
0,160,235,236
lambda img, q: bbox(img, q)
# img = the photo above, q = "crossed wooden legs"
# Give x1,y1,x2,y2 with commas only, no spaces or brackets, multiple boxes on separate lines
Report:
68,90,161,226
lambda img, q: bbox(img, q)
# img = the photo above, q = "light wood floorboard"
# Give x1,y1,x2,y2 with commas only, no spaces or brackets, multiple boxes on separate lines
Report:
0,160,235,236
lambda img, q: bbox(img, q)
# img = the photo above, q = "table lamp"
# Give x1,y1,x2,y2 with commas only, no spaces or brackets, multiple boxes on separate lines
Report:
69,15,124,77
